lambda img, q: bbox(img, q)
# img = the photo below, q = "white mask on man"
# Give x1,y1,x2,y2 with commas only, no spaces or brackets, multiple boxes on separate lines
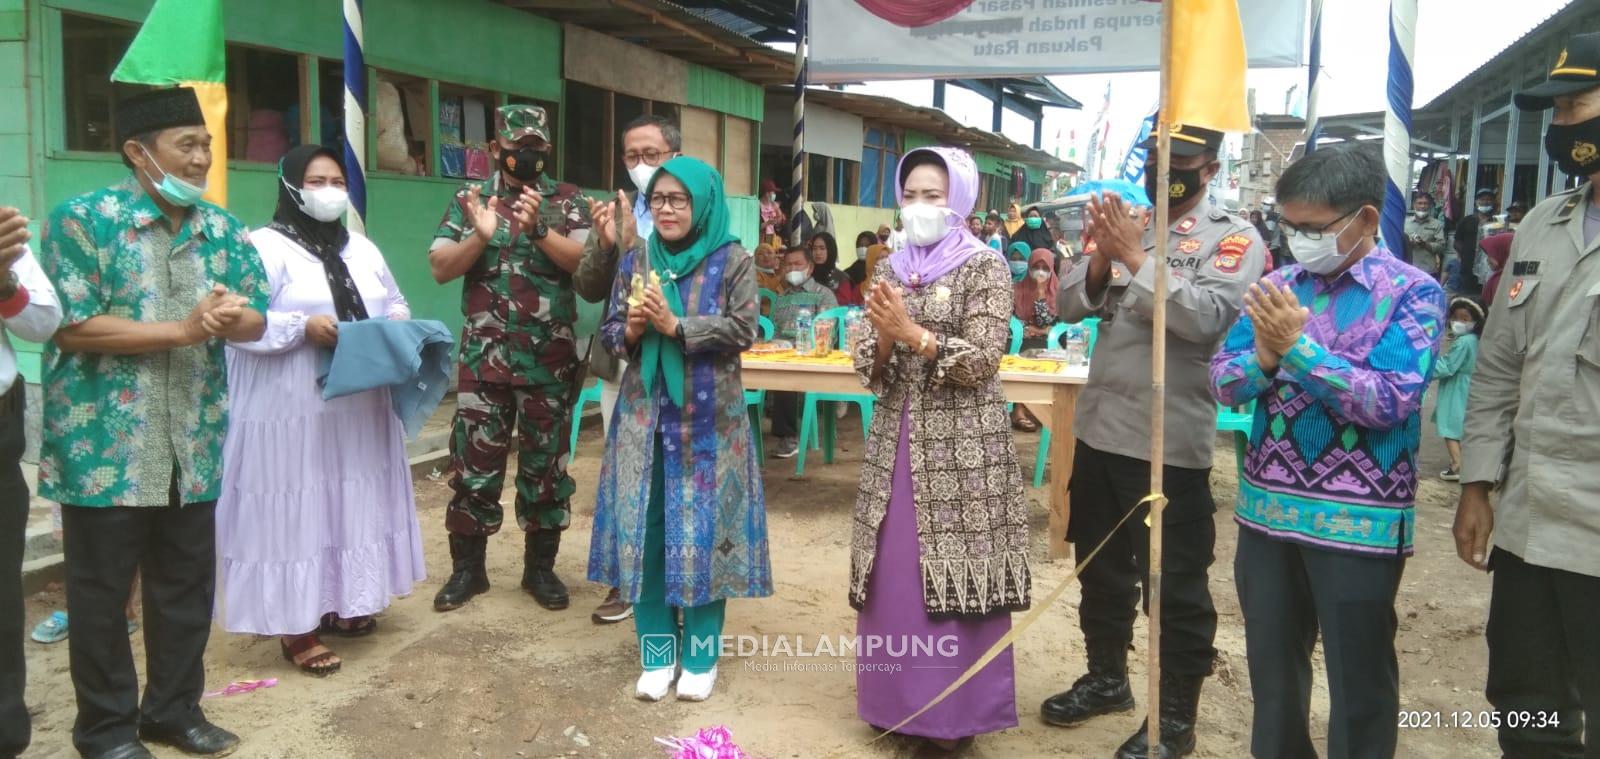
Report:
628,163,659,193
1287,214,1360,275
784,270,807,287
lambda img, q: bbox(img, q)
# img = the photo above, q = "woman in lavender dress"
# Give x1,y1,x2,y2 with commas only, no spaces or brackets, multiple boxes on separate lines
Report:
216,145,425,675
852,146,1032,757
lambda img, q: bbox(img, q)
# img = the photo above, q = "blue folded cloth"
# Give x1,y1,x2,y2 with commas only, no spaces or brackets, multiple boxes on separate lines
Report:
316,319,455,439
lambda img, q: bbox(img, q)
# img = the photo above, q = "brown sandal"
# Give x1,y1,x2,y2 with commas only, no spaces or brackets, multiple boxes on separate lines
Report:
1010,409,1039,433
318,613,377,638
281,634,341,677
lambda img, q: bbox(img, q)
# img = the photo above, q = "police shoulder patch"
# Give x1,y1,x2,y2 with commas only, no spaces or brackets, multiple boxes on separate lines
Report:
1175,217,1198,235
1214,234,1253,273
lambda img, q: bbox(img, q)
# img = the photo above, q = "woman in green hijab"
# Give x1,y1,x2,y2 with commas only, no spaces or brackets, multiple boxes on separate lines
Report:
586,157,772,704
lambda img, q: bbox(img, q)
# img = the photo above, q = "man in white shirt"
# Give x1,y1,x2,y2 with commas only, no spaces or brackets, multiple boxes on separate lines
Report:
0,206,63,759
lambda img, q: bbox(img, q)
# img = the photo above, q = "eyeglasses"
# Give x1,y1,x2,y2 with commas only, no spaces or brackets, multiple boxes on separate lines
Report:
1280,208,1360,241
624,149,672,168
648,192,690,211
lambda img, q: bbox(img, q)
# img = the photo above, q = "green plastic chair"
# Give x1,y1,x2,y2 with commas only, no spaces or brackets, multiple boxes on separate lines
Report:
1216,399,1256,479
568,378,604,463
1008,316,1025,355
796,306,875,476
1031,317,1101,488
746,316,775,461
758,288,777,317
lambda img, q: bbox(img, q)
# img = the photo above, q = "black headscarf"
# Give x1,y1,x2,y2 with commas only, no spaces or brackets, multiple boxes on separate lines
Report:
268,144,368,322
808,231,843,289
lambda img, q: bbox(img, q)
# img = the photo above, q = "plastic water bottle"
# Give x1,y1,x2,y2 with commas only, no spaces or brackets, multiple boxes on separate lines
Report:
1063,324,1088,367
795,307,815,354
844,307,864,352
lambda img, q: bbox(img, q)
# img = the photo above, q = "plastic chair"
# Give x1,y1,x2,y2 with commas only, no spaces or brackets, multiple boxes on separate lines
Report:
568,378,604,463
1031,317,1101,488
1216,399,1257,479
796,306,875,476
745,316,775,460
1008,316,1025,355
758,288,777,317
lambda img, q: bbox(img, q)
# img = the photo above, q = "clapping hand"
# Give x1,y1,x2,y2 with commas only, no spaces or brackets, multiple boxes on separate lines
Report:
1084,191,1146,269
465,185,501,243
865,281,915,346
1244,280,1308,369
589,190,638,252
511,186,543,230
0,207,29,274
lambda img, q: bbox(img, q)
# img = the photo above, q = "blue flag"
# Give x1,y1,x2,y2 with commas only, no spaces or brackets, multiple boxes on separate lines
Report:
1119,112,1156,186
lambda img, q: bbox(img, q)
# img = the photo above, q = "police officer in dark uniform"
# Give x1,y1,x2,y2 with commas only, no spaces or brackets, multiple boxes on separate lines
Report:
1043,123,1267,759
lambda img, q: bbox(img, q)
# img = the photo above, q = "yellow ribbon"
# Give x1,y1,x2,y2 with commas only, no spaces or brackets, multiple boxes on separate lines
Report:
813,492,1167,756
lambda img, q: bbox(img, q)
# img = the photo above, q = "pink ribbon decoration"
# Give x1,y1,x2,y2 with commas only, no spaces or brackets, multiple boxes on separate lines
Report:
654,725,750,759
203,678,278,698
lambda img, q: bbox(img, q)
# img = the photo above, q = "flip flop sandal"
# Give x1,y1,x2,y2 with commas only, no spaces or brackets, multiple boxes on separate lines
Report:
281,635,341,677
319,613,377,638
31,611,68,644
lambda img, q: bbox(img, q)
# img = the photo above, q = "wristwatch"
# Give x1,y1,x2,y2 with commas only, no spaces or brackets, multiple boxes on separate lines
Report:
0,271,19,300
529,221,549,240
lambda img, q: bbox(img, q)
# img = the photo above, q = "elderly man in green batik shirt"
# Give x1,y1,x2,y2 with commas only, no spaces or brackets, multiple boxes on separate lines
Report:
428,104,606,613
39,87,269,759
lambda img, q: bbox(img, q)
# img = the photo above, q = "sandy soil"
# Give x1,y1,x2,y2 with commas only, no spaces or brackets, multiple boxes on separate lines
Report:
19,410,1501,759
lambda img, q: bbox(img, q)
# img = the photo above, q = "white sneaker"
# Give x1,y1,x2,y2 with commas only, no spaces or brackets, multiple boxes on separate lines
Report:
635,668,676,701
675,665,718,701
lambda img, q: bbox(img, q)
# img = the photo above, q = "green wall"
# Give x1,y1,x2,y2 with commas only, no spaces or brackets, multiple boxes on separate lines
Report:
687,65,762,123
22,0,764,375
45,0,563,100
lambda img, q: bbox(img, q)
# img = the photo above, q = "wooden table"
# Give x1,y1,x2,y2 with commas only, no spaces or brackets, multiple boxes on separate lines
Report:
741,353,1088,559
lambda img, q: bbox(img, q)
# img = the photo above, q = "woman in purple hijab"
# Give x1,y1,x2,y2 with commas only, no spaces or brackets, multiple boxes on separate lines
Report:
850,146,1031,757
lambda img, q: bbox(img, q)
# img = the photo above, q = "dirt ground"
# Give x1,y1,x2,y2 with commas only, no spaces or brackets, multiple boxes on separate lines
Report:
19,402,1501,759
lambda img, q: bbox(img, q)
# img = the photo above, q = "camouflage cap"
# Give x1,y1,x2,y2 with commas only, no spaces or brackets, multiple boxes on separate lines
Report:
496,104,551,144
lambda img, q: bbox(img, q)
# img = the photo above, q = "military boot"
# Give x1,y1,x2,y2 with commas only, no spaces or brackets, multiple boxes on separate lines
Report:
1113,670,1204,759
1040,643,1136,727
521,530,569,610
433,534,490,611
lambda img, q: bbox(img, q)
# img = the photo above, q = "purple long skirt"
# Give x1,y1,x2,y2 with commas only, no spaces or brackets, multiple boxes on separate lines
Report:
855,402,1018,740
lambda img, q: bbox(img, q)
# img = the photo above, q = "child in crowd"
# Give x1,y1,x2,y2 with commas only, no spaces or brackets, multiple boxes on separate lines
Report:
1433,297,1484,481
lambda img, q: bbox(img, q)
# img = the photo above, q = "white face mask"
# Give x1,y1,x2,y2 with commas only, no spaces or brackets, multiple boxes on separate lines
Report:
282,176,349,223
1032,268,1051,283
856,246,869,259
1476,204,1495,215
1450,321,1473,336
1288,214,1360,275
900,202,955,246
628,163,659,193
784,270,807,287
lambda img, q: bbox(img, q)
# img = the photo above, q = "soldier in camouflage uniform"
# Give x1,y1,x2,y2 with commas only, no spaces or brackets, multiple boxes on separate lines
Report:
428,105,592,612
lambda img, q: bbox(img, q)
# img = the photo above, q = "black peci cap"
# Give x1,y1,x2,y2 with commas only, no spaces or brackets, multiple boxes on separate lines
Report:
1139,121,1224,158
1516,32,1600,110
114,87,205,147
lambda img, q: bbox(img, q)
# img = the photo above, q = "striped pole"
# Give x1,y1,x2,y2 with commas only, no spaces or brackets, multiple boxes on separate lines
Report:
1382,0,1417,262
790,0,807,246
343,0,368,235
1302,0,1324,153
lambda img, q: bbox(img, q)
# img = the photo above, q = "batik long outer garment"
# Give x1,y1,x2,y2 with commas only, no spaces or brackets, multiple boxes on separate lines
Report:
586,243,772,606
